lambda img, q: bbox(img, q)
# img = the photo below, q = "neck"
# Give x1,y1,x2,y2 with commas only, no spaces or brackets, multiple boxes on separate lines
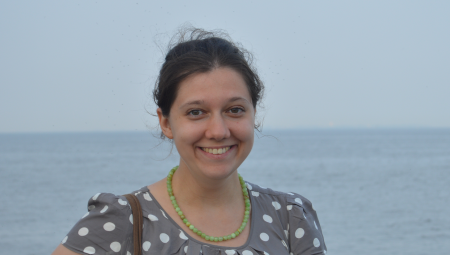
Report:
171,161,243,208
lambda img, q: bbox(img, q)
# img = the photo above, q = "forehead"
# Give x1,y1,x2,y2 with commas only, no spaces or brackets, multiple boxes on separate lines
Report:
174,67,252,107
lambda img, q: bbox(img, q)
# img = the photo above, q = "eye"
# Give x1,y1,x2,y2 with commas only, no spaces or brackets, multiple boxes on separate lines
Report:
229,107,244,114
188,109,203,116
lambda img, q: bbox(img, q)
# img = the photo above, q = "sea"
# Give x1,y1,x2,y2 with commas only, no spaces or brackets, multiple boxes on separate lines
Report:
1,129,449,255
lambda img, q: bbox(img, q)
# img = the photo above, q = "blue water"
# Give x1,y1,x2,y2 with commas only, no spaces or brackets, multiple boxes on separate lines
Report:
1,129,449,255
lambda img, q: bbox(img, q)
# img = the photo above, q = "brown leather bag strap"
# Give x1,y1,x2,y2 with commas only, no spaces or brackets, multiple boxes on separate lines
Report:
123,194,143,255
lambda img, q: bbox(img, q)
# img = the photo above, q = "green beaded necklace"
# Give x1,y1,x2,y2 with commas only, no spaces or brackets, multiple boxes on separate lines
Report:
167,166,251,242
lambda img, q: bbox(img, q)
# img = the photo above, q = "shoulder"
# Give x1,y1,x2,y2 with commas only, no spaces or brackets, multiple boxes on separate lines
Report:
246,182,327,254
61,190,145,254
246,181,315,213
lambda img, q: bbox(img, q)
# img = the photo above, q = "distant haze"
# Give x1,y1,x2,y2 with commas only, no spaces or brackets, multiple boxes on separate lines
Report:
1,1,449,133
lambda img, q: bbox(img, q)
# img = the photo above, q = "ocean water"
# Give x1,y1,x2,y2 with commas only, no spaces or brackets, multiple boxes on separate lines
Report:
1,129,449,255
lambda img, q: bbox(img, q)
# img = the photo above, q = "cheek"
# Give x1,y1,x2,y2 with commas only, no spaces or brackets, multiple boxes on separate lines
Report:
231,118,255,145
172,122,204,149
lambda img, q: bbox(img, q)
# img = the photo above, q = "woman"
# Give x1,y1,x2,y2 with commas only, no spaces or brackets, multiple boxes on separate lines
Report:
52,28,327,255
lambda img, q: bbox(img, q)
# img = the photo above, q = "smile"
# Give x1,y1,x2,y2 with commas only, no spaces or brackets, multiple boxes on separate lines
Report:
200,146,231,155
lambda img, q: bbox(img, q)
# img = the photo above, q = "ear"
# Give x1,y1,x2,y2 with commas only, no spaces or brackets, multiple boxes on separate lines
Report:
157,108,173,139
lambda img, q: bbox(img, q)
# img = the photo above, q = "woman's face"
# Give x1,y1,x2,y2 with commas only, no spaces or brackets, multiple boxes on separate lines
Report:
158,67,255,180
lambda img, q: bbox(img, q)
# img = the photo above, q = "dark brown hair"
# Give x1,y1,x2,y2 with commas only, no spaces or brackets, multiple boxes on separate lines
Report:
152,28,264,138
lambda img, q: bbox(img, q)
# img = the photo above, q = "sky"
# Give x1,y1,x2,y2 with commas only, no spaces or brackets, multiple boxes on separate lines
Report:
1,0,449,133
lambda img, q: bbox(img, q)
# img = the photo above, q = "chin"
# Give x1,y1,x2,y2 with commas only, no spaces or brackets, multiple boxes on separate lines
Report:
199,163,239,180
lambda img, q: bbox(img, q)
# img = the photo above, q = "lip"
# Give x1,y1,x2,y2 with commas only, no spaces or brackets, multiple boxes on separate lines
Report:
197,145,236,159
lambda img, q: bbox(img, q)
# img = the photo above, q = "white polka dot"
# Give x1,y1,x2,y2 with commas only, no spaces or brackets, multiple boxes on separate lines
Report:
129,214,133,224
314,221,318,229
179,230,188,240
312,203,316,210
313,238,320,247
110,241,121,252
148,214,158,221
88,205,95,211
100,205,108,213
127,252,131,255
160,233,170,243
83,246,95,254
284,230,288,238
78,227,89,236
295,198,303,205
272,201,281,210
103,222,115,231
295,228,305,238
287,192,294,195
263,214,273,223
143,192,152,201
251,191,259,197
61,236,68,244
259,185,267,189
92,193,101,200
287,223,290,231
242,250,253,255
161,210,168,219
118,199,127,205
282,240,288,249
264,252,270,255
184,246,188,253
225,250,236,255
260,232,269,241
82,212,89,218
287,205,292,210
143,241,151,251
324,249,327,254
246,183,252,190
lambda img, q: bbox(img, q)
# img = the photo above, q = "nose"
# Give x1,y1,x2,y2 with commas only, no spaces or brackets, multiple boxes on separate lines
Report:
205,114,230,141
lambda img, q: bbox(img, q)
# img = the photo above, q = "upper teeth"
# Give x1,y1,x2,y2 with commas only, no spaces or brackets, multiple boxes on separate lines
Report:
202,146,231,155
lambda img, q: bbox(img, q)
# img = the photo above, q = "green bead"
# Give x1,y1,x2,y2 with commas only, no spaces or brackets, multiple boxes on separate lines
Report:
166,165,252,241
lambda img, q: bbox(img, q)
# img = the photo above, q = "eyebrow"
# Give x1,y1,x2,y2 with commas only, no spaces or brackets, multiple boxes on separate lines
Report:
179,97,251,109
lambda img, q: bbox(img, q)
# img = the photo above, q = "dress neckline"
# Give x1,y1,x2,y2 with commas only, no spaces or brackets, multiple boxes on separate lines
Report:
141,185,256,250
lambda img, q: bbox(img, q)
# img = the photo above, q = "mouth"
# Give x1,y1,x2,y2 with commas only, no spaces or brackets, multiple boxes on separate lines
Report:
199,145,234,155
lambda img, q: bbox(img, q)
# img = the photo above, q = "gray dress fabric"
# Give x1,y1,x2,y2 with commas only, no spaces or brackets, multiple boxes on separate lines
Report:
62,182,327,255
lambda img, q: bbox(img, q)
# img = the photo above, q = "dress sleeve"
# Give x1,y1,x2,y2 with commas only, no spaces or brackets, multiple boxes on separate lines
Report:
61,193,134,255
286,194,327,255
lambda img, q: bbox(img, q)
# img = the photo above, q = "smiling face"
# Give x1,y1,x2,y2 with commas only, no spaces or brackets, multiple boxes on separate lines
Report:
158,67,255,180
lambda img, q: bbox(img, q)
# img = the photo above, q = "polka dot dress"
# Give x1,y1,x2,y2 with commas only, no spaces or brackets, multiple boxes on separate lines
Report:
62,183,326,255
